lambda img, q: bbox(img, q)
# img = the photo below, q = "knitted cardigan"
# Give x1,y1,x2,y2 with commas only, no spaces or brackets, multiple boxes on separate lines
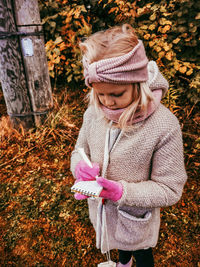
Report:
70,104,187,252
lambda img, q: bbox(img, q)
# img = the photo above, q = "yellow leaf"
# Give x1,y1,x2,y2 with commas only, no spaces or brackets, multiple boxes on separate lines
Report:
149,41,155,47
155,46,162,52
174,61,180,71
173,38,181,44
48,63,54,71
74,8,81,19
162,25,171,33
160,5,167,12
150,13,156,21
179,66,187,74
59,42,67,51
163,43,170,51
159,18,172,25
54,36,63,45
165,51,173,61
137,7,146,16
158,51,165,58
186,68,193,75
144,34,151,40
149,24,156,31
140,25,148,30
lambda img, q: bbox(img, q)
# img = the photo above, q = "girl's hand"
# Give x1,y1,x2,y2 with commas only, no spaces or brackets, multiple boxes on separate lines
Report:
75,160,100,181
97,177,123,202
74,192,89,200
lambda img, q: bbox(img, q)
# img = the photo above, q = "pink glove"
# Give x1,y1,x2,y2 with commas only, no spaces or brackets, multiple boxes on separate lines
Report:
74,160,100,200
97,177,123,202
75,160,100,181
74,192,89,200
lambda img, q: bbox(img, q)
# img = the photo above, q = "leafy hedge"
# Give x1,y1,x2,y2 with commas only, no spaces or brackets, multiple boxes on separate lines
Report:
38,0,200,104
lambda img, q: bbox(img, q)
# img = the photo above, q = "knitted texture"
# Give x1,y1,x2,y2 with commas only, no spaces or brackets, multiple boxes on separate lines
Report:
147,61,169,93
70,104,187,252
83,40,148,87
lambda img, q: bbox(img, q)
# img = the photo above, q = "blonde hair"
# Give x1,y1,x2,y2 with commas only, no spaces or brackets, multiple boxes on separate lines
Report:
80,24,153,129
80,24,138,63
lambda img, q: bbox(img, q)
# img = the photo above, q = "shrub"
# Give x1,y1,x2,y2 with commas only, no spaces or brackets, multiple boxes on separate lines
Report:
39,0,200,105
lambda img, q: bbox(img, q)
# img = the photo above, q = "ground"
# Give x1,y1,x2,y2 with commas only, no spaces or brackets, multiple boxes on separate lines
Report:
0,88,199,266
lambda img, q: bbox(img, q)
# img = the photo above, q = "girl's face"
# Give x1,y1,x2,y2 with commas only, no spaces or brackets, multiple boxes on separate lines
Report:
92,82,134,110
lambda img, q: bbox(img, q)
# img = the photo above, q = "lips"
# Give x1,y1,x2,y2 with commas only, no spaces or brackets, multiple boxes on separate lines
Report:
104,105,118,110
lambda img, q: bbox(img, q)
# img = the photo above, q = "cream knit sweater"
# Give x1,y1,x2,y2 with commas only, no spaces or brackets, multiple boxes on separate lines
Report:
70,104,187,252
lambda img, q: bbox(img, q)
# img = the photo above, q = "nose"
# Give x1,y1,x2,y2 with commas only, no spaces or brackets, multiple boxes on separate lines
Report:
103,95,115,107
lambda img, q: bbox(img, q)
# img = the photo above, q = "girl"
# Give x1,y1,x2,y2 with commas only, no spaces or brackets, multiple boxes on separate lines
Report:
70,24,187,267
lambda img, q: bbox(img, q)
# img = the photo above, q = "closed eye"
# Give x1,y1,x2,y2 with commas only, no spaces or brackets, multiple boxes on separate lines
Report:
110,92,124,97
98,91,125,97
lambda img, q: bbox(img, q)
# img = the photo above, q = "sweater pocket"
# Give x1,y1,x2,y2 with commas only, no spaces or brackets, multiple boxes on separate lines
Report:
115,206,153,245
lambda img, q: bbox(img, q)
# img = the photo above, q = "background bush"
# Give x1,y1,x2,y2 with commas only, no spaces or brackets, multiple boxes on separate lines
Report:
39,0,200,105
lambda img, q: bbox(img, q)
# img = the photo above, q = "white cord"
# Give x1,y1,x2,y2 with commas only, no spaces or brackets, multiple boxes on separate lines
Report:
103,204,111,262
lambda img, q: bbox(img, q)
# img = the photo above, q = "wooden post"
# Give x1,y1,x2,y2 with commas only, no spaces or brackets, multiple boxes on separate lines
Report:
14,0,53,127
0,0,34,128
0,0,53,129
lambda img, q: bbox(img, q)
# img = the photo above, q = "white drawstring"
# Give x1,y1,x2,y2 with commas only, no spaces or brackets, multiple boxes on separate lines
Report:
98,121,120,266
103,204,111,262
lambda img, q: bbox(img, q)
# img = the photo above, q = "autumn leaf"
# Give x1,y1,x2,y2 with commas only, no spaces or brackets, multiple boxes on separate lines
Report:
150,13,156,21
174,61,180,71
149,24,156,31
54,36,63,45
186,68,193,76
158,51,165,58
159,17,172,25
149,40,155,47
165,51,173,61
162,25,171,33
179,65,187,74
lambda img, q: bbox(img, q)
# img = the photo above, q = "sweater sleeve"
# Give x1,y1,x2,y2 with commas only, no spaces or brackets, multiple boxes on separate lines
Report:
117,124,188,208
70,107,92,178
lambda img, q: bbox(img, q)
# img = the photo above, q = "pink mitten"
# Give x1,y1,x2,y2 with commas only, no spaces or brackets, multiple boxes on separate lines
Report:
75,160,100,181
97,177,123,202
74,193,89,200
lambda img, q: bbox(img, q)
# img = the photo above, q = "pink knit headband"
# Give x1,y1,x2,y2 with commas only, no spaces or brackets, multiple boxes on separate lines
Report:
83,40,149,87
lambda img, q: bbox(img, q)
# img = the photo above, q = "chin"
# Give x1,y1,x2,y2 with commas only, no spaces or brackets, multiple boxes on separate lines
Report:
106,106,118,110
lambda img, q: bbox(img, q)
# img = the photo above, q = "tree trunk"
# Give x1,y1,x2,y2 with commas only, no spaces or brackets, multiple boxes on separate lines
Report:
0,0,53,129
14,0,53,127
0,0,34,129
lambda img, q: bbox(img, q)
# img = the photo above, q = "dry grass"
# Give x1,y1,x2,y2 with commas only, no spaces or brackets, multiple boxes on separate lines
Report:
0,88,199,266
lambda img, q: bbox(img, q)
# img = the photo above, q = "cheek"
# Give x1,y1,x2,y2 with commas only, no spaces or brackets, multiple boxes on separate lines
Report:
119,93,133,107
127,92,134,104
